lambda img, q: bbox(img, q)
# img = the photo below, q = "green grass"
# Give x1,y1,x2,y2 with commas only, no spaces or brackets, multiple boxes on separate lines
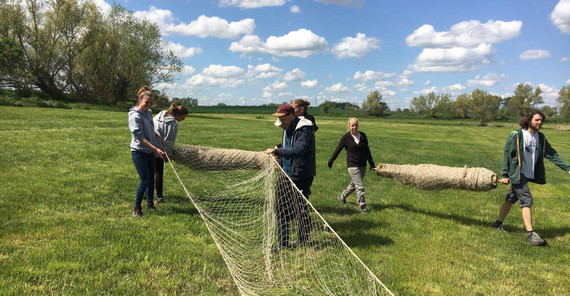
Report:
1,106,569,295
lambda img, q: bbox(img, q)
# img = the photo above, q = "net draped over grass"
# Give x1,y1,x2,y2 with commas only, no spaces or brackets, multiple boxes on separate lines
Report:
169,144,393,295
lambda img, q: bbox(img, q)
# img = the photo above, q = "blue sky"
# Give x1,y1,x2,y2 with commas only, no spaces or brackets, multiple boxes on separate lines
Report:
93,0,570,109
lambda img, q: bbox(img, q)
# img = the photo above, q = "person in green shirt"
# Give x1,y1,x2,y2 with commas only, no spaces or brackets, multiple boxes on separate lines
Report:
492,109,570,246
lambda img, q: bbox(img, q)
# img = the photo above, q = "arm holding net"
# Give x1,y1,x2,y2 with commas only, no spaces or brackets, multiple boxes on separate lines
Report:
375,163,498,191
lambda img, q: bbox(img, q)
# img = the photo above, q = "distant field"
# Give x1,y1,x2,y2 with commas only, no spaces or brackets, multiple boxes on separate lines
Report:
1,106,569,295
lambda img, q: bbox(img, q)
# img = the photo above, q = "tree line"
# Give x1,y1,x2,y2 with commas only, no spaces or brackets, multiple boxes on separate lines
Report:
321,84,570,123
0,0,181,104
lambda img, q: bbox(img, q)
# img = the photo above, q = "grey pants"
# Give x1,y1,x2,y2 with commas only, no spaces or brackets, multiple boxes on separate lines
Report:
341,166,366,207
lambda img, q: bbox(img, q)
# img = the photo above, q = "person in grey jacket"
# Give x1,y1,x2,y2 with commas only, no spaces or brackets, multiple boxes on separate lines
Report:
153,103,188,202
128,86,165,217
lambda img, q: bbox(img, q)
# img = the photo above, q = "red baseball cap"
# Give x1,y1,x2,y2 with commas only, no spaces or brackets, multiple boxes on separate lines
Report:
272,104,295,116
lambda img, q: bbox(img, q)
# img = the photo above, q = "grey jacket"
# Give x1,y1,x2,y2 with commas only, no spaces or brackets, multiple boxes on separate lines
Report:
153,110,178,155
128,106,156,153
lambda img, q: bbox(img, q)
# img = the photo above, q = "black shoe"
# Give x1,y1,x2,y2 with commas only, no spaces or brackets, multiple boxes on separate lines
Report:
132,208,143,217
337,195,346,204
156,196,165,203
527,231,547,246
360,205,368,213
492,221,505,232
146,204,157,211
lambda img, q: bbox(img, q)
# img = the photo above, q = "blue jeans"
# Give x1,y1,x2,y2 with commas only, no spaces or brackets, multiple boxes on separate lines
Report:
132,151,155,209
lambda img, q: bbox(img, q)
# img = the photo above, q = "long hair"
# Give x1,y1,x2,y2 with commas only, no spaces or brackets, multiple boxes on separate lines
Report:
165,103,189,116
519,109,545,129
291,98,310,115
137,85,153,101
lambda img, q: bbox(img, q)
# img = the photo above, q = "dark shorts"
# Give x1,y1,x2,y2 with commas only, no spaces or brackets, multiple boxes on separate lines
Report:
505,174,533,208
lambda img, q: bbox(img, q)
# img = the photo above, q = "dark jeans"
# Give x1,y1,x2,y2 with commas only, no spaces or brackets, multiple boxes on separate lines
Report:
155,157,164,198
275,175,313,247
132,151,155,209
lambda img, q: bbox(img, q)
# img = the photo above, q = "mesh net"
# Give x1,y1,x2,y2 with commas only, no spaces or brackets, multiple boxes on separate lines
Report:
167,144,393,296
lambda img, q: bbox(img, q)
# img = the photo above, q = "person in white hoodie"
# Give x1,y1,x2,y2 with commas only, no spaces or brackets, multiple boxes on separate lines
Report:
128,86,165,217
153,103,188,202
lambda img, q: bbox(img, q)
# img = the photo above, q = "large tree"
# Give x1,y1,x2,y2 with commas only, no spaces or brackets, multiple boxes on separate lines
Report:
509,83,543,116
362,90,389,117
410,92,450,118
558,85,570,119
469,89,501,126
0,0,181,103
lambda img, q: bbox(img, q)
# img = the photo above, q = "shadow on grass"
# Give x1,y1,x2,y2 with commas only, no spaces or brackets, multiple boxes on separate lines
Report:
537,227,570,239
158,195,199,216
382,202,501,228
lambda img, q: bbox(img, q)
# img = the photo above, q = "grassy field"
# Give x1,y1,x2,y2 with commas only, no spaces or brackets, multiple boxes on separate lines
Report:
1,106,569,295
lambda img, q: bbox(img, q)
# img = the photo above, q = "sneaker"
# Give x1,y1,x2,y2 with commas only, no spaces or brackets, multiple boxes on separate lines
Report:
360,205,368,213
337,195,346,204
146,204,157,211
132,208,143,217
156,196,165,203
527,231,547,246
492,221,505,232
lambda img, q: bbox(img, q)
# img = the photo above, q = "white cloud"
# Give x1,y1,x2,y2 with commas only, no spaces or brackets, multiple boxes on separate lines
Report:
133,6,176,33
263,81,288,93
290,5,301,13
374,80,396,88
538,83,560,105
180,65,197,75
551,0,570,34
88,0,112,16
301,80,318,88
353,70,395,81
467,73,507,87
561,57,569,62
203,65,245,77
413,43,495,72
406,20,522,48
567,79,570,84
230,29,329,57
283,68,306,82
185,65,246,88
247,63,283,79
166,15,255,39
332,33,380,59
397,78,414,86
165,42,203,58
314,0,365,9
326,83,349,92
442,83,466,95
354,83,368,92
519,49,551,60
413,87,440,95
219,0,287,8
425,80,431,85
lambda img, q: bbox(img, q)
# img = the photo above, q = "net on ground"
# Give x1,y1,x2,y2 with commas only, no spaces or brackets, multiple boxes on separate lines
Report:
168,144,393,296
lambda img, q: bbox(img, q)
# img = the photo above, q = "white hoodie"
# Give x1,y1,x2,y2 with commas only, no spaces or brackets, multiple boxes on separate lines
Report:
153,110,178,155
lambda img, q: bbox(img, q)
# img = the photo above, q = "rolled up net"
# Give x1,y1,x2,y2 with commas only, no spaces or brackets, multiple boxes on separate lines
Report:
166,144,393,295
375,163,497,191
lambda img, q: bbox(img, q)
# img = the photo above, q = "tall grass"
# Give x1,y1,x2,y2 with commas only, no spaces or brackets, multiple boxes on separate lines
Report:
1,106,569,295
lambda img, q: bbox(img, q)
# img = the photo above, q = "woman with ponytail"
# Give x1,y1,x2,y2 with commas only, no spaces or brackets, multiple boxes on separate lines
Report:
153,103,189,202
128,86,165,217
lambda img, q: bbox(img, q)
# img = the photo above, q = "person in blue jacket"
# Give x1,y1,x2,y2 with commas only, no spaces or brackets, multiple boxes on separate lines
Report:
153,103,188,203
265,104,315,249
492,109,570,246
